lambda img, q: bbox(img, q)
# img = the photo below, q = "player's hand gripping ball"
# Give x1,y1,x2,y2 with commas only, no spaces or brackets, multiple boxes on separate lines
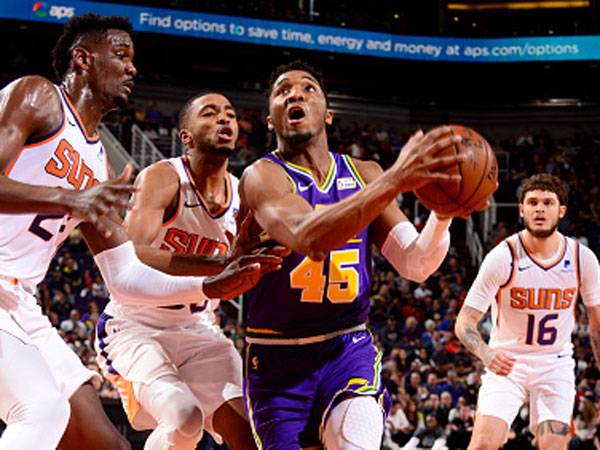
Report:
415,125,498,217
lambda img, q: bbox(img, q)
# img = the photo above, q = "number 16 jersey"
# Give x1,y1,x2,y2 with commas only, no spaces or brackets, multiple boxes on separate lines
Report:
246,150,372,340
465,232,600,356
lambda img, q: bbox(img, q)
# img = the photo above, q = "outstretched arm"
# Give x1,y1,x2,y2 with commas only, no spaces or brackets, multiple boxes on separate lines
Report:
80,217,283,304
240,127,463,261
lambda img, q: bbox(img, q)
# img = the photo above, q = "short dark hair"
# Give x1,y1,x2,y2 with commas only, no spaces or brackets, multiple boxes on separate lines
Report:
178,92,207,129
267,60,329,106
51,13,133,81
518,173,569,206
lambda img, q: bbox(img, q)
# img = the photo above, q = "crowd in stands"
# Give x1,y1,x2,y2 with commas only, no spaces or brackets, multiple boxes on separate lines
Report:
36,102,600,449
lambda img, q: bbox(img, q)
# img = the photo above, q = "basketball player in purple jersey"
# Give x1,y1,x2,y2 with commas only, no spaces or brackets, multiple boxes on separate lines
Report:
239,61,485,449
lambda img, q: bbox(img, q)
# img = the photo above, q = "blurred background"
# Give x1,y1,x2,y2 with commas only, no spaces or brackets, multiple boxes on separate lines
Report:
0,1,599,449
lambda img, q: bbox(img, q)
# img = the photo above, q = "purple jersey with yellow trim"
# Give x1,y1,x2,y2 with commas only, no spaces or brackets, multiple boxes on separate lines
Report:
246,150,371,339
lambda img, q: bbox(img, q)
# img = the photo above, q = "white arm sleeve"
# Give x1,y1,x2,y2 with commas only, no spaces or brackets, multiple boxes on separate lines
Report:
381,214,451,282
94,241,208,306
464,242,512,312
580,244,600,307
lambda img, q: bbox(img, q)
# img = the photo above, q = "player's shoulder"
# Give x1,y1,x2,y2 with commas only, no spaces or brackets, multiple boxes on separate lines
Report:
137,159,179,190
483,236,516,264
4,75,59,102
1,76,61,116
347,157,383,183
576,239,599,264
240,154,291,187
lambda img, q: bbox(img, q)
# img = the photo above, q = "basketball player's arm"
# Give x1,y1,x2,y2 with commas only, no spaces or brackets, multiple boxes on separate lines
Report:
240,128,464,261
0,76,134,231
580,247,600,367
124,162,227,275
79,218,283,302
354,159,452,282
455,245,516,375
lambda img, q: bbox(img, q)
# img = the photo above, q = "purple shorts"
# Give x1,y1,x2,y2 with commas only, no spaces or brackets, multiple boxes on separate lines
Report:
243,329,390,449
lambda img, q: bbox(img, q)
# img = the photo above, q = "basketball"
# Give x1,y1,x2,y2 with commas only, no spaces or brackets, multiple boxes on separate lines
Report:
414,125,498,217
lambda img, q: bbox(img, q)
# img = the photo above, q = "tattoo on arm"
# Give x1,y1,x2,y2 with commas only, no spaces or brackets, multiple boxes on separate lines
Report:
456,306,489,362
537,421,570,437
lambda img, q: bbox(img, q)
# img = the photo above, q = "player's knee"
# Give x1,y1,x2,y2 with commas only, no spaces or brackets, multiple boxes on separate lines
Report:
537,434,568,450
324,395,383,450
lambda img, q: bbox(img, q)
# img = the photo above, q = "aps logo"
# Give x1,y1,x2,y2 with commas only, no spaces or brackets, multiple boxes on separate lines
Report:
32,2,76,20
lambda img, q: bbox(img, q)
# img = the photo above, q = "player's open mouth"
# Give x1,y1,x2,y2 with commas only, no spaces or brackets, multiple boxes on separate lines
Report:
122,80,135,94
217,126,234,143
287,106,306,124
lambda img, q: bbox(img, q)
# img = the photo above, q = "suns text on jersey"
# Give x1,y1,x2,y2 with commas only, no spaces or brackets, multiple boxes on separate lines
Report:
509,287,577,310
44,139,101,189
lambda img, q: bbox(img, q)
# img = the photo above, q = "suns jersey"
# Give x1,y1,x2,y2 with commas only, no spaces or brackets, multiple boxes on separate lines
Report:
0,85,108,286
465,232,600,356
150,156,239,256
246,150,372,340
105,156,239,323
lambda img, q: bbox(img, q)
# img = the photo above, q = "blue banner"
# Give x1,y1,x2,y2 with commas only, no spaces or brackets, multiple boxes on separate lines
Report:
3,0,600,63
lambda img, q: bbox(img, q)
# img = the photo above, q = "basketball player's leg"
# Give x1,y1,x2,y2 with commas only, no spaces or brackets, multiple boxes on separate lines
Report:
0,330,70,450
135,375,204,450
19,303,129,450
534,421,570,450
322,394,384,450
529,357,575,450
320,331,390,450
245,342,320,449
467,415,509,450
212,397,255,450
468,366,526,450
58,382,131,450
177,327,254,449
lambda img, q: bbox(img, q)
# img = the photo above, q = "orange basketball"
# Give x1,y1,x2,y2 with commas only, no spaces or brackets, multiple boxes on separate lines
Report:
414,125,498,217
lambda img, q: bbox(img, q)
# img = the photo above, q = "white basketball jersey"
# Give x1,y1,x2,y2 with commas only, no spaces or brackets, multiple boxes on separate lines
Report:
151,156,239,256
105,156,239,325
0,86,108,286
489,233,580,356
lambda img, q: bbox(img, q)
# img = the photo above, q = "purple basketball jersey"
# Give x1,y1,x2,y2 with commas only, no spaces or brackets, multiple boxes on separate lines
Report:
246,150,372,339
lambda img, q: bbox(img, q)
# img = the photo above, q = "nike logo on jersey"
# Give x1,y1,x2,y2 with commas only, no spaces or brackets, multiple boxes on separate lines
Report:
557,354,570,358
518,265,532,271
298,183,313,192
352,335,367,344
184,201,202,208
67,117,76,127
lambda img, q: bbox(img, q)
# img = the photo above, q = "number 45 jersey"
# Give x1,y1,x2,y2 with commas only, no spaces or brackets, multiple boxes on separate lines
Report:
0,86,108,287
246,150,372,340
465,232,597,356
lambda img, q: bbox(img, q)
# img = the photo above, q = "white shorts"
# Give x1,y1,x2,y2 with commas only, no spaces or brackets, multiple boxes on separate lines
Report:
0,275,99,398
95,306,243,440
476,353,575,429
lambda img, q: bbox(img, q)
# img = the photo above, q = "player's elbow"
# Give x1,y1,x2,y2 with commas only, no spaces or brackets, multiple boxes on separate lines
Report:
296,235,328,261
306,248,327,262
